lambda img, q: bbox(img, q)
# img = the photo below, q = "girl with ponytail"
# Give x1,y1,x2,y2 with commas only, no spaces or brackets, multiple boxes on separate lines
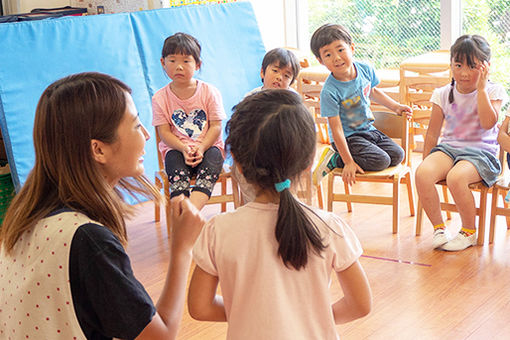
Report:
188,89,371,339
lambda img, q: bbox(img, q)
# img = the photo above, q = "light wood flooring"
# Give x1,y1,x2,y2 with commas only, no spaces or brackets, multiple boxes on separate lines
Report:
125,151,510,340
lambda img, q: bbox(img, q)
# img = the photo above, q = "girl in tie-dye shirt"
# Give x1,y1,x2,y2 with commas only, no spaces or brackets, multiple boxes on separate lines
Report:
416,34,508,252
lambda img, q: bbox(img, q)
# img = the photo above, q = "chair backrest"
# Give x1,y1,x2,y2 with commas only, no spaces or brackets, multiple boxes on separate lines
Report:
372,111,410,167
296,65,330,144
370,69,400,113
400,69,451,135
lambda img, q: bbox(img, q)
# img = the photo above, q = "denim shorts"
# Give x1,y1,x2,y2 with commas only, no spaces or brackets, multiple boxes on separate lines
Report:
431,143,501,187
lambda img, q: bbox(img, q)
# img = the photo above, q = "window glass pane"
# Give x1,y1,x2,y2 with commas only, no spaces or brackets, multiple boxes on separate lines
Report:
307,0,441,69
463,0,510,100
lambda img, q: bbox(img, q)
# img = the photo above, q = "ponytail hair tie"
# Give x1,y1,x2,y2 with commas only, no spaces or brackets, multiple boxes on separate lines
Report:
275,179,291,192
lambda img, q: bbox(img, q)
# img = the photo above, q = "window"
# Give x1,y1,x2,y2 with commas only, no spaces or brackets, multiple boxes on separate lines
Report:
307,0,441,69
463,0,510,100
305,0,509,99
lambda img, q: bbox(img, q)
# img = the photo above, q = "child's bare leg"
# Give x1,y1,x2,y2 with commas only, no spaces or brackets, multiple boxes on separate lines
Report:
415,152,454,226
445,160,482,229
190,191,210,211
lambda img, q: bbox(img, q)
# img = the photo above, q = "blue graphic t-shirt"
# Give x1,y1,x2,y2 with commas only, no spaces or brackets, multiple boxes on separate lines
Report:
320,61,380,140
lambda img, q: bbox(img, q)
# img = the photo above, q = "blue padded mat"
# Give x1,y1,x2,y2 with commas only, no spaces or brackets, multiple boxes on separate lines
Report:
130,3,265,110
0,2,265,197
0,13,153,191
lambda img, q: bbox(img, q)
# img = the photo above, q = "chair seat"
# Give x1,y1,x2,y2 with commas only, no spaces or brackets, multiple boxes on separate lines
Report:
322,111,415,234
493,171,510,188
330,163,411,179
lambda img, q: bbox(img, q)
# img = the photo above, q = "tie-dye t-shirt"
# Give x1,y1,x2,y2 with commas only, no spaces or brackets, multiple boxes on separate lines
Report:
152,80,226,157
430,82,508,156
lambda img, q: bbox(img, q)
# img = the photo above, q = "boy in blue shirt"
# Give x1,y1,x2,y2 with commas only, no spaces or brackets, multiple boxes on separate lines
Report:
311,23,412,186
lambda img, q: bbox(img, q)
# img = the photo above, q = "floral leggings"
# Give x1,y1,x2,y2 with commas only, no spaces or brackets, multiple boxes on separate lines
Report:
164,146,224,198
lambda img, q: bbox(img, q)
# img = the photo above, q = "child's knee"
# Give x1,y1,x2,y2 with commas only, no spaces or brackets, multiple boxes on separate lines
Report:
389,147,405,166
360,153,390,171
445,171,469,189
415,163,436,186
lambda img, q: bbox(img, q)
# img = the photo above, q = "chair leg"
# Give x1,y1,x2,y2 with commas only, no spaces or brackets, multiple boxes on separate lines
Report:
392,176,400,234
327,174,334,212
344,181,352,212
405,171,415,216
316,183,324,210
477,187,488,246
415,199,423,236
154,177,161,223
502,190,510,229
489,187,499,244
409,120,416,151
221,177,227,212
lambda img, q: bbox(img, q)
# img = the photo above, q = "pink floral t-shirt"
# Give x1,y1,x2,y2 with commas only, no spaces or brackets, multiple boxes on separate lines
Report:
152,80,226,157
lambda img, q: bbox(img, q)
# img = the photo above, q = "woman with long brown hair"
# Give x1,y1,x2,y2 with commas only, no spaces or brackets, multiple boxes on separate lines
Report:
0,72,204,339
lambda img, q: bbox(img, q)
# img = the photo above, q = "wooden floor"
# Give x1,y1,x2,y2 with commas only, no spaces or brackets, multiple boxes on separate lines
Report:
125,151,510,340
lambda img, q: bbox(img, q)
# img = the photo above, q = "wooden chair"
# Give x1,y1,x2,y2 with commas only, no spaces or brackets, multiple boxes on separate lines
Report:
488,153,510,244
153,130,240,234
326,111,415,234
296,65,330,208
415,182,489,245
416,151,505,246
370,69,401,113
399,51,451,152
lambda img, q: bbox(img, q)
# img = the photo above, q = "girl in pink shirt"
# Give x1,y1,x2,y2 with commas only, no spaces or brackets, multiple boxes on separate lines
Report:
188,90,372,340
152,32,226,209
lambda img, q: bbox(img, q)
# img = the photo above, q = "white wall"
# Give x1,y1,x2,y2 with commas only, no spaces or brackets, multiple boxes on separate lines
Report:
249,0,286,50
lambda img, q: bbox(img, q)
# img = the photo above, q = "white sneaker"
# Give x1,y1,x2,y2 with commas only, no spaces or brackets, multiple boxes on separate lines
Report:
312,147,336,185
432,228,450,249
441,231,477,251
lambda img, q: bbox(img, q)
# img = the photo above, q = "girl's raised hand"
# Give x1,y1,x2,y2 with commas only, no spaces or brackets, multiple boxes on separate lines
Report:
476,60,490,91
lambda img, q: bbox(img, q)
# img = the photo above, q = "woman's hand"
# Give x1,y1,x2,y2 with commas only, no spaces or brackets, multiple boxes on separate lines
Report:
170,195,205,254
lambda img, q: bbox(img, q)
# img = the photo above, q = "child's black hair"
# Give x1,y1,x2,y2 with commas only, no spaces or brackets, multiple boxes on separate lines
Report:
448,34,491,103
161,32,202,66
261,48,301,85
226,89,325,270
310,23,352,59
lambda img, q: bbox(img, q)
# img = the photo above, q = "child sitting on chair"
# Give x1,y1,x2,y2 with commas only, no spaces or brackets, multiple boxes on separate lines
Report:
416,34,508,251
310,23,412,187
233,47,301,204
152,32,226,210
